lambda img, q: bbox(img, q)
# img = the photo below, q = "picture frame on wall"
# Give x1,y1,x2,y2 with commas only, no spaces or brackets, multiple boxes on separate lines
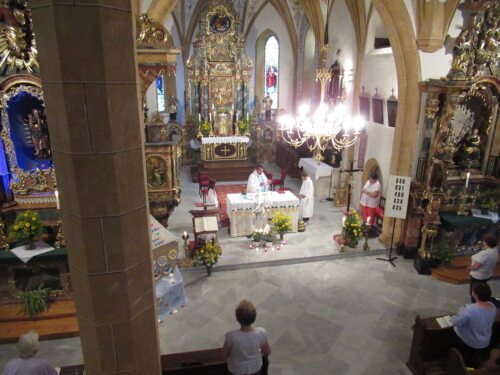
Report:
387,91,398,128
359,87,370,121
372,94,384,125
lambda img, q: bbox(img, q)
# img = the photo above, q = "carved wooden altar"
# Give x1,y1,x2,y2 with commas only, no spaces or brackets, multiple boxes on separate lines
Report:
403,0,500,270
187,0,252,134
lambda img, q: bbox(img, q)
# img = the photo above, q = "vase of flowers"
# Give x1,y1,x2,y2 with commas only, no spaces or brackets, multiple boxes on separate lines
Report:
196,241,222,276
9,211,43,250
199,121,212,137
271,211,292,242
343,210,362,248
237,119,249,136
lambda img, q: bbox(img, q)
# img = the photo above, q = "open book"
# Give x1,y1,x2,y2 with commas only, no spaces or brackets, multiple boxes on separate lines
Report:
194,216,218,233
436,315,453,328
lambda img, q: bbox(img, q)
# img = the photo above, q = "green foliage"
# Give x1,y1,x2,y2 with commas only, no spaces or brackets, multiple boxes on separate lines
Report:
271,211,292,235
476,189,500,212
196,241,222,267
433,236,455,266
237,119,249,135
199,121,212,136
9,211,43,246
17,286,49,318
343,210,363,245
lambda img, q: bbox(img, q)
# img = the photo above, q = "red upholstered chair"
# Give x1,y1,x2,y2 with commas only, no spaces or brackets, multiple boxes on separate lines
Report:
270,168,287,191
198,173,210,197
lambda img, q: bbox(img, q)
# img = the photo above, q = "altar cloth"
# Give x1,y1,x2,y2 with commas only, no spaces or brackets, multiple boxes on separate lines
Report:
226,191,300,237
10,241,55,264
201,136,250,144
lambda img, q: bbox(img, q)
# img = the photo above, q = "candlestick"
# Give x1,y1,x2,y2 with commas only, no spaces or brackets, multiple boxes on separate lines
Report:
342,216,346,226
198,113,201,122
236,113,239,122
55,190,60,209
465,172,470,188
247,112,249,121
209,113,212,122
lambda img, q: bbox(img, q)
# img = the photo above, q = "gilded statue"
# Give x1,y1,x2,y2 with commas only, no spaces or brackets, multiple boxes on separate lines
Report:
26,109,51,160
168,95,178,121
449,28,471,77
0,0,38,74
263,93,273,121
432,103,455,163
136,14,172,49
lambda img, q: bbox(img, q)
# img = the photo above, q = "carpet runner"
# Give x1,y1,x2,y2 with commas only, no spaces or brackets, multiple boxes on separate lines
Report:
216,184,246,227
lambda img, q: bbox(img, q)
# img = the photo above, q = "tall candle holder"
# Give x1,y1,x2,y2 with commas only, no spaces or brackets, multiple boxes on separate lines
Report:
362,220,371,252
180,231,193,268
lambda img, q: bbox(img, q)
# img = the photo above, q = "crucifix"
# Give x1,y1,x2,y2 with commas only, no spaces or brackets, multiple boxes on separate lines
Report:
220,145,232,156
340,160,363,212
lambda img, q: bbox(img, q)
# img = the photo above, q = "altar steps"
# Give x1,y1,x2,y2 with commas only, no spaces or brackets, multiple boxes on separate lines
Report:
0,300,79,343
196,161,254,182
431,255,500,284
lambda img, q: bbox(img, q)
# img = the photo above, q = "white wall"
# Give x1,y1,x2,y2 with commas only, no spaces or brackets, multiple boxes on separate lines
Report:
245,3,295,113
327,0,357,110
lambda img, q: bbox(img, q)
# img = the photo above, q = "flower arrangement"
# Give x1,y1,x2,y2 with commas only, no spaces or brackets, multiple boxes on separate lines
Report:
343,210,363,248
9,211,43,250
196,241,222,276
271,211,292,240
199,121,212,137
237,119,249,135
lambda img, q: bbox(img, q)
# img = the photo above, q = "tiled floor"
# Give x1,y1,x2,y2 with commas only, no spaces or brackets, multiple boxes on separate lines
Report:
1,164,497,374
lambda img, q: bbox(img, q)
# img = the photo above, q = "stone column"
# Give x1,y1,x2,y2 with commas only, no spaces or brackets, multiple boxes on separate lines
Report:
30,2,161,374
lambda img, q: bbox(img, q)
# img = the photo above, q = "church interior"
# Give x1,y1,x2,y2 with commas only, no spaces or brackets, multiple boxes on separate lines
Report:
0,0,499,374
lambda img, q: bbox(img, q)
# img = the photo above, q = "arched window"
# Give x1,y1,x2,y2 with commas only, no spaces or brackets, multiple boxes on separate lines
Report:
264,36,279,109
156,74,166,112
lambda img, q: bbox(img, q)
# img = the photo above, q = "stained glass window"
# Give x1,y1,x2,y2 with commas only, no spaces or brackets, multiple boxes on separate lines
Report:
156,75,166,112
264,36,279,109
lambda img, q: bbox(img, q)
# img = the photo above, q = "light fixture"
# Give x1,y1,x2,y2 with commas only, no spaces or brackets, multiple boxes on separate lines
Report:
277,0,363,162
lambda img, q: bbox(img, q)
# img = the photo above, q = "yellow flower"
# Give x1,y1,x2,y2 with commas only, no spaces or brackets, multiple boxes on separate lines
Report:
25,223,30,228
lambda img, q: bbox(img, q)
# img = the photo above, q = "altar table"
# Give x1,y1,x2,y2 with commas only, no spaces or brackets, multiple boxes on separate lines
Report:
201,136,250,161
226,191,300,237
298,158,337,198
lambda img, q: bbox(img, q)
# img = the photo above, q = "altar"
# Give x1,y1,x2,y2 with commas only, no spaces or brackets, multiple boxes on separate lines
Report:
201,136,249,161
298,158,337,198
226,191,300,237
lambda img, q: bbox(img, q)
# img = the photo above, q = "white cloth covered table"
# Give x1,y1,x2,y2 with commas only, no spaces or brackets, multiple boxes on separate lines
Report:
298,158,337,197
201,136,250,144
10,241,55,264
226,191,300,237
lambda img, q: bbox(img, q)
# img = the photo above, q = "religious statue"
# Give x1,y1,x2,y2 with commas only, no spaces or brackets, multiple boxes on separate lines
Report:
168,95,178,121
266,66,277,90
26,109,51,160
448,28,472,78
464,128,481,168
263,93,273,121
218,116,229,136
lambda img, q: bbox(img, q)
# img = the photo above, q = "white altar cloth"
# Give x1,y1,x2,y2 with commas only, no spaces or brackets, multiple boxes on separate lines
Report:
226,191,300,237
298,158,334,180
10,241,55,263
201,136,250,144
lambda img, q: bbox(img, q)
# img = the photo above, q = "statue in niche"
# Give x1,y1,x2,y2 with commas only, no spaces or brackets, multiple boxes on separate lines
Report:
147,157,165,188
263,93,273,121
327,52,344,104
168,95,178,121
448,28,472,77
26,109,51,160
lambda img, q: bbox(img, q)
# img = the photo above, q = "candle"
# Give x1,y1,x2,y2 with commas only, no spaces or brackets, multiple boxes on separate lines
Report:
367,216,371,224
465,172,470,188
247,113,249,121
198,113,201,122
209,113,212,122
342,216,346,226
55,190,60,209
236,113,239,122
183,231,187,237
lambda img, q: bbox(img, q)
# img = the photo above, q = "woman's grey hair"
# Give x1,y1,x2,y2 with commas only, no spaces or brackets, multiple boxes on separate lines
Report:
18,331,39,358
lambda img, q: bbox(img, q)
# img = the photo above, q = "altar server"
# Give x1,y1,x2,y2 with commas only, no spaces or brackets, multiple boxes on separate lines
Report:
206,180,219,208
247,164,268,194
299,171,314,223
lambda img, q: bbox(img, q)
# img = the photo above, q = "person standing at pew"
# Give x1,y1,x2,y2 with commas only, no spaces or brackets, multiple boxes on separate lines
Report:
3,331,58,375
451,283,497,368
222,300,271,375
469,234,498,303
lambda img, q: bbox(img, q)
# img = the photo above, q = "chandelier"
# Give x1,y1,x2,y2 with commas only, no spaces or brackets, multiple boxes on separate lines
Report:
278,102,364,162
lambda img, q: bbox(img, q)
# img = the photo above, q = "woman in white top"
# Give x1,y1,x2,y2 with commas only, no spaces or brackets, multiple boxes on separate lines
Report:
360,172,381,224
222,300,271,375
469,234,498,302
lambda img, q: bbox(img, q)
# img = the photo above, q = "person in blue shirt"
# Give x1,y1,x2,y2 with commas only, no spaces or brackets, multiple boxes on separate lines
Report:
451,283,498,368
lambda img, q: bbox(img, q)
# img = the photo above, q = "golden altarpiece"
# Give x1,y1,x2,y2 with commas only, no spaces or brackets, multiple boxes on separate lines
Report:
401,0,500,274
187,0,253,170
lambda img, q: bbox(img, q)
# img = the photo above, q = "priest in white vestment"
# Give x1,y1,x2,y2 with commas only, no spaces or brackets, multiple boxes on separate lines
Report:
246,164,268,194
299,171,314,222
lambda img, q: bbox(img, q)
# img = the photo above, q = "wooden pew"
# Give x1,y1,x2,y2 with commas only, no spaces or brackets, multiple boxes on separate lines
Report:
59,348,231,375
444,348,500,375
407,315,500,375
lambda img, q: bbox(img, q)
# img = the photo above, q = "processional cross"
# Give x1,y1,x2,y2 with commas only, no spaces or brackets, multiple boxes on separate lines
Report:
341,160,363,212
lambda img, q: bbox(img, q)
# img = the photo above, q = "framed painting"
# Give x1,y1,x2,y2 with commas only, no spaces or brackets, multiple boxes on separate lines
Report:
387,94,398,128
372,97,384,125
359,96,370,121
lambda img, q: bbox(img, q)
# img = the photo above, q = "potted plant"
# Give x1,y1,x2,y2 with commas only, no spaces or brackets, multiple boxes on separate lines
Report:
17,285,49,319
433,236,456,268
343,210,363,248
271,211,292,242
199,120,212,137
196,241,222,276
9,211,43,250
251,229,263,247
237,119,249,136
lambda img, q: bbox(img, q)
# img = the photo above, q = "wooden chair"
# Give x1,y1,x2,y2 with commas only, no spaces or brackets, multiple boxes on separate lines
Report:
270,168,287,191
198,173,210,198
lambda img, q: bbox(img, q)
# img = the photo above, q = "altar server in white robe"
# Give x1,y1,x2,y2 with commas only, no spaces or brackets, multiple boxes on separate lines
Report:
247,164,268,194
299,171,314,223
206,180,219,208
